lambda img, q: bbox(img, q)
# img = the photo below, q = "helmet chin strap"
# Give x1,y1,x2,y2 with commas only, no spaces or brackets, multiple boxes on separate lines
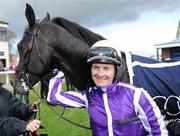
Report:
113,65,119,83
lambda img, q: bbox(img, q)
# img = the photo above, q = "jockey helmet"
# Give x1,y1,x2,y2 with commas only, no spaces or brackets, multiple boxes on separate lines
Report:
87,40,121,65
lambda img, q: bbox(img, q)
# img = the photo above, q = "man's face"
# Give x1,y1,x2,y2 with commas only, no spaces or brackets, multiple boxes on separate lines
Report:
91,63,115,87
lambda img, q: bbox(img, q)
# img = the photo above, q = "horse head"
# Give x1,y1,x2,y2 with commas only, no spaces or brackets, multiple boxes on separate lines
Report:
11,4,92,94
11,4,51,93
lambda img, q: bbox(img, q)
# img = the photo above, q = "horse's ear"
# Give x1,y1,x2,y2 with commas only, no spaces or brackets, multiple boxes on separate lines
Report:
25,3,35,28
42,13,50,22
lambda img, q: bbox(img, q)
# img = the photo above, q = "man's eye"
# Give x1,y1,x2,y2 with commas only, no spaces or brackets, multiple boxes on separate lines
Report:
104,67,109,70
93,66,98,69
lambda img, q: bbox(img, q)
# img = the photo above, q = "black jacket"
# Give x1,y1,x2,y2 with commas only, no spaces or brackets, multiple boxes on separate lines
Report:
0,86,34,136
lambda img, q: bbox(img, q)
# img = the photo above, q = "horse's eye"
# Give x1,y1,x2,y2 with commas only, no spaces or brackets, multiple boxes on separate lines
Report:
17,38,30,55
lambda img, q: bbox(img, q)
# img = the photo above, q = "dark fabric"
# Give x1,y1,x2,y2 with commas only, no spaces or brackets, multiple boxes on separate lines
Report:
132,54,158,64
132,54,180,97
0,86,34,136
133,64,180,97
167,120,180,136
131,54,180,119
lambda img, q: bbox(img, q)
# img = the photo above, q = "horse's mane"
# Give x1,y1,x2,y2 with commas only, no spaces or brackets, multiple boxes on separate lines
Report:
51,17,129,83
51,17,105,47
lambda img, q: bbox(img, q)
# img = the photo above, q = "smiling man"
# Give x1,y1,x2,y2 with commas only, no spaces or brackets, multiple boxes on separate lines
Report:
47,40,169,136
91,63,115,88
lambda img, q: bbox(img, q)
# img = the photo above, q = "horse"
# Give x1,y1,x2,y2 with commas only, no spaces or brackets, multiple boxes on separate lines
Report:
11,3,129,95
11,4,180,121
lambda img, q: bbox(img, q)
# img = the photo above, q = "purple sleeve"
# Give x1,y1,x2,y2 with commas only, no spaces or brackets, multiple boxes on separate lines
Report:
47,76,87,108
136,89,169,135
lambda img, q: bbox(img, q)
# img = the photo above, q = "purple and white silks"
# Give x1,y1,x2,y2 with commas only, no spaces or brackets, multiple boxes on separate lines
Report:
47,73,168,136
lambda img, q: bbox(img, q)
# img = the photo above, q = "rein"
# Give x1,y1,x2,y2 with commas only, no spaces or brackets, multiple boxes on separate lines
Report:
19,22,91,130
31,85,91,130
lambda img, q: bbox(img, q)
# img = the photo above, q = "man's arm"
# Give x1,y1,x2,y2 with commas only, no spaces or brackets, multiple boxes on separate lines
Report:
10,92,35,121
0,117,27,136
47,72,86,108
0,117,42,136
138,89,169,135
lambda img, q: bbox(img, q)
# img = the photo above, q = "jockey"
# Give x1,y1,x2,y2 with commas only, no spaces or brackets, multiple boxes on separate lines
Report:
47,40,169,136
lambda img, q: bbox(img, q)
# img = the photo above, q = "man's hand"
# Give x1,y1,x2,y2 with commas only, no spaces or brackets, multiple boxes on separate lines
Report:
29,101,40,112
26,119,42,133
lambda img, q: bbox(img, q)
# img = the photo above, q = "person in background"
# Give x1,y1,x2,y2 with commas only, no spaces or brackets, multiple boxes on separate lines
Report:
47,40,169,136
0,83,41,136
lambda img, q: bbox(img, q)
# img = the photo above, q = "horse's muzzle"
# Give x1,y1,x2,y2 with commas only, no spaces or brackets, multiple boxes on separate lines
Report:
11,79,29,95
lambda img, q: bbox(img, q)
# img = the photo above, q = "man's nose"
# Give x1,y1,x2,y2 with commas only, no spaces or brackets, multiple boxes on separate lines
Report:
97,69,104,77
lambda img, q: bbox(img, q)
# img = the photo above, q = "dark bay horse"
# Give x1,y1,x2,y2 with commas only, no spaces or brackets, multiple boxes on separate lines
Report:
11,3,129,94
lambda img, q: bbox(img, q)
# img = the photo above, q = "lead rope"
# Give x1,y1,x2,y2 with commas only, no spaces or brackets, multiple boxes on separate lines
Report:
59,107,91,129
25,83,48,136
29,83,91,130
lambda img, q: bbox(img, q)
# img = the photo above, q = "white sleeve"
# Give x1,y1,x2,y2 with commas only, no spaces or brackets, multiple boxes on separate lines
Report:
47,74,87,108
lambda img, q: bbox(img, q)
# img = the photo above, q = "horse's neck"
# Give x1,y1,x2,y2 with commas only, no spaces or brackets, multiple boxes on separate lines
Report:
41,23,94,90
49,28,90,90
55,58,89,90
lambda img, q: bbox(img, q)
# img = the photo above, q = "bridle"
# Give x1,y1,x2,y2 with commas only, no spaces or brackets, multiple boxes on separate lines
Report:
17,22,47,91
16,21,91,131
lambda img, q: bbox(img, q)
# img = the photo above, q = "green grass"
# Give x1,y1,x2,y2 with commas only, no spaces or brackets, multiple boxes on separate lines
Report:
27,84,91,136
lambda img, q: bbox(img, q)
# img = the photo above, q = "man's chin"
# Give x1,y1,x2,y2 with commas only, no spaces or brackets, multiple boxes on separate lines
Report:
96,83,107,88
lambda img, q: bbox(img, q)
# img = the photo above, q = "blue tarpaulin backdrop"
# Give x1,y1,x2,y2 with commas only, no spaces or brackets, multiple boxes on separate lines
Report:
129,54,180,118
132,54,180,97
